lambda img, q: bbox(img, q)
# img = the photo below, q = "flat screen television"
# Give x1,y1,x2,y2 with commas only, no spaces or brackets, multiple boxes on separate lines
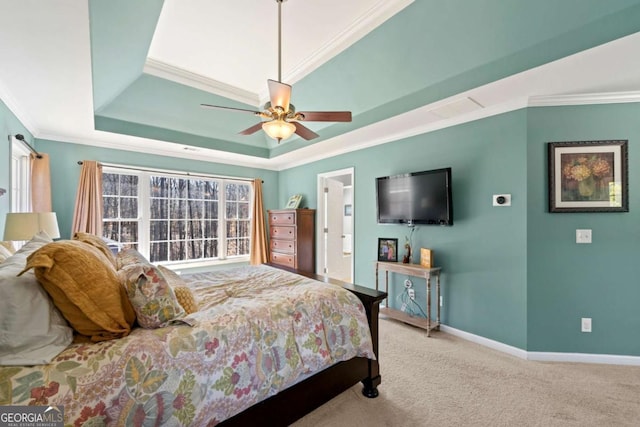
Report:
376,167,453,226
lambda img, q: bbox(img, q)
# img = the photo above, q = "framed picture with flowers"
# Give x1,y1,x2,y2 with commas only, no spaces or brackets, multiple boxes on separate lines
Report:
548,140,628,213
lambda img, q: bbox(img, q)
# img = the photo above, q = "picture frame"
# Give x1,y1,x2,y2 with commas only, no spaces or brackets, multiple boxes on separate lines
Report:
548,140,628,213
378,238,398,262
285,194,303,209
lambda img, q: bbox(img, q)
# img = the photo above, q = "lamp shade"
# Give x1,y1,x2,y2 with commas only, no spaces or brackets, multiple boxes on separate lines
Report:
262,119,296,142
3,212,61,240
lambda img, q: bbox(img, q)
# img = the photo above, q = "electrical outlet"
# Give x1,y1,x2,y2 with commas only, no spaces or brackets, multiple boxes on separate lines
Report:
581,317,592,333
576,229,592,244
404,279,413,288
408,289,415,300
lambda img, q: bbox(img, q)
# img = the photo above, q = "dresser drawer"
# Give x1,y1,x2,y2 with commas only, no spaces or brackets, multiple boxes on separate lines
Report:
271,252,296,268
271,239,295,254
270,225,296,240
270,212,296,225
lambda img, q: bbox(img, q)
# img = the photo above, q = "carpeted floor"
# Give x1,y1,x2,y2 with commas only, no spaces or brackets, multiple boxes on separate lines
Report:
292,318,640,427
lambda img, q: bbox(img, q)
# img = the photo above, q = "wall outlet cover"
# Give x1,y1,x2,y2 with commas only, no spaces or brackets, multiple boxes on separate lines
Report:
576,229,592,244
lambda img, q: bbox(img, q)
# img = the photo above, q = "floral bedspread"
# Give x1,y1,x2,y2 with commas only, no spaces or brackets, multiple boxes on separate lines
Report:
0,265,374,426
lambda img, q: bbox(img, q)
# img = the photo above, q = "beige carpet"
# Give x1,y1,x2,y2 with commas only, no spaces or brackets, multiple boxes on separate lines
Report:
292,319,640,427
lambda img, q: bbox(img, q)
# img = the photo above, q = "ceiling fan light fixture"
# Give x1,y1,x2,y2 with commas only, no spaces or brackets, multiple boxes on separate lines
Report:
262,119,296,142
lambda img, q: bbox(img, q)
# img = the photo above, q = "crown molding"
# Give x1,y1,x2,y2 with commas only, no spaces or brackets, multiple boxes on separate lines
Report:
0,78,39,135
34,130,278,171
143,58,260,107
529,91,640,107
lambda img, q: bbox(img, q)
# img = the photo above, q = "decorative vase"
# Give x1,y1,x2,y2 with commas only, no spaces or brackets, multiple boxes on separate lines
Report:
578,177,595,198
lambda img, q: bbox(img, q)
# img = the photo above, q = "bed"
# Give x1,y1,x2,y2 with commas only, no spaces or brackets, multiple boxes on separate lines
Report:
0,233,386,426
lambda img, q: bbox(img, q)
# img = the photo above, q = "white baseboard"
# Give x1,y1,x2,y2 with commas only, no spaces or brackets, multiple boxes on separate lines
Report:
439,324,640,366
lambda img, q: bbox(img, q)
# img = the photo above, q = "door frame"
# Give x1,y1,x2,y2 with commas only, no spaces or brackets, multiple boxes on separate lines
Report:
316,167,354,280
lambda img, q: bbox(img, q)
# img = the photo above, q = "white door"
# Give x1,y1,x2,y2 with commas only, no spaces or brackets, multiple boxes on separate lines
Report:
317,168,354,283
325,178,350,281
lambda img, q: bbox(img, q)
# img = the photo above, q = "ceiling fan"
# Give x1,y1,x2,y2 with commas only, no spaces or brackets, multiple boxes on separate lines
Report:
200,0,352,143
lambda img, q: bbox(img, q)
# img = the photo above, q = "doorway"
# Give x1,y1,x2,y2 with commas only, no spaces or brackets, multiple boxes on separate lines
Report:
317,168,354,283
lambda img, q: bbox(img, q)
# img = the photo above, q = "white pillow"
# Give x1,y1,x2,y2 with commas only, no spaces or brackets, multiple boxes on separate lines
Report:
0,245,12,263
0,232,73,365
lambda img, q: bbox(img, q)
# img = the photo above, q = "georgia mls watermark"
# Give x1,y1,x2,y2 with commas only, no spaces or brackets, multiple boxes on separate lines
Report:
0,406,63,427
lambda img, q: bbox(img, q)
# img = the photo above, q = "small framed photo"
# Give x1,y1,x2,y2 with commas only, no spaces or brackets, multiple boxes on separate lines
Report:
378,238,398,262
285,194,302,209
548,140,628,213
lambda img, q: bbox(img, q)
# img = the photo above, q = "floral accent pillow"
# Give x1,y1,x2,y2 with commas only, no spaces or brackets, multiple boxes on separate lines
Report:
115,248,149,270
118,263,187,328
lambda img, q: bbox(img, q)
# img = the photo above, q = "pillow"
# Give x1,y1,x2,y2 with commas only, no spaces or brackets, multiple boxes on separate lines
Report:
72,232,117,268
158,265,199,314
20,240,136,342
0,232,73,365
118,263,186,328
0,244,12,263
116,248,149,270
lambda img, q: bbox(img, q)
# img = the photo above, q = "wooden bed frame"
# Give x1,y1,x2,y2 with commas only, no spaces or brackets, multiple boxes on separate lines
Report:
220,264,387,426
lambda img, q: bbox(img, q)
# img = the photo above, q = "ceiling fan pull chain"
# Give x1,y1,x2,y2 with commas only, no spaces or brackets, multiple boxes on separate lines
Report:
277,0,283,82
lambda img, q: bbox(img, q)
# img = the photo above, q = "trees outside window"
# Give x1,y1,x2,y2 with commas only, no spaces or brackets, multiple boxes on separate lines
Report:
102,169,252,264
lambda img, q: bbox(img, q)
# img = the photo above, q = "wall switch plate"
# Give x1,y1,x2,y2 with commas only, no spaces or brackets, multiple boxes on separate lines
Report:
439,296,443,307
576,229,592,244
581,317,592,333
492,194,511,206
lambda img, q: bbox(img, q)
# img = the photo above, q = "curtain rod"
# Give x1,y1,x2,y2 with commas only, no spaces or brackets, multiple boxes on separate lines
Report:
77,161,263,183
13,134,43,159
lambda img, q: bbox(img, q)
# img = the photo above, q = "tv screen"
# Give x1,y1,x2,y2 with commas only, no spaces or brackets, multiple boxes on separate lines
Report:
376,167,453,225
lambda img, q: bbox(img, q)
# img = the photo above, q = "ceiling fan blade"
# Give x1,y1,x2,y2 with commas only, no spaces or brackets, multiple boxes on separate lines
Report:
239,122,265,135
297,111,352,122
293,122,319,140
267,79,291,112
201,104,260,114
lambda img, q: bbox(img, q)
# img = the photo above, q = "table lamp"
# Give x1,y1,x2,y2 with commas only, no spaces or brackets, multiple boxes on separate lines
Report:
3,212,61,241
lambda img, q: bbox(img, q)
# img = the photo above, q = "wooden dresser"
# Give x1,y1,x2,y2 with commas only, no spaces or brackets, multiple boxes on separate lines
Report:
268,209,316,274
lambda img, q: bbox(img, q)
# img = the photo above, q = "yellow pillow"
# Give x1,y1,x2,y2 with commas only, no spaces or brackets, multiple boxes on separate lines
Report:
73,232,117,268
20,240,136,342
158,265,199,314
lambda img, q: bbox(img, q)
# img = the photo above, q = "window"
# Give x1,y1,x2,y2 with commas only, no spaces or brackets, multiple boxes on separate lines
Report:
102,168,252,265
11,137,31,212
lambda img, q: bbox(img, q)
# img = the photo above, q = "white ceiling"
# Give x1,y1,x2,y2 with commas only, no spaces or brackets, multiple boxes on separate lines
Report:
147,0,411,105
0,0,639,171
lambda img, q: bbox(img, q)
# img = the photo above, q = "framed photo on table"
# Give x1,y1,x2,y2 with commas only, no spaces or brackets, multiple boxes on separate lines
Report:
285,194,302,209
548,140,628,213
378,238,398,262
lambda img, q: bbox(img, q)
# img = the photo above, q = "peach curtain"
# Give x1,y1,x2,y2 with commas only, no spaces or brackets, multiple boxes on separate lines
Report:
249,178,269,265
30,153,52,212
71,161,103,236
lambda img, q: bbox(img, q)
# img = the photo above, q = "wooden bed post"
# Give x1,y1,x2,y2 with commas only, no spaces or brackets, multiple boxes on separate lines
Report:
361,295,382,397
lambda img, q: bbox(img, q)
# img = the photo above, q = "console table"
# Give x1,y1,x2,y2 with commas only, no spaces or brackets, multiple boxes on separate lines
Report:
375,261,441,336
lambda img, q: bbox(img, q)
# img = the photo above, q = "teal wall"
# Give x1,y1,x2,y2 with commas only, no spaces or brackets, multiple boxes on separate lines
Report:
279,102,640,356
527,103,640,355
279,110,529,349
32,139,279,240
0,100,33,234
